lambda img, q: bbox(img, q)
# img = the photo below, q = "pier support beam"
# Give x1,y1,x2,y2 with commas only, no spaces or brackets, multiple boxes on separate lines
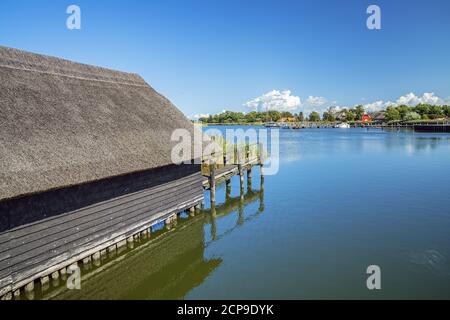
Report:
259,142,265,177
1,291,12,300
13,289,21,300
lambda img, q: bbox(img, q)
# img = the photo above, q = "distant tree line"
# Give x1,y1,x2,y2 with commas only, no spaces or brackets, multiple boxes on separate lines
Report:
198,104,450,124
382,104,450,122
199,111,304,124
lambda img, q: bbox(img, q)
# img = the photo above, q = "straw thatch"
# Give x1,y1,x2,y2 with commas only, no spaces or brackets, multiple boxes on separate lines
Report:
0,46,196,201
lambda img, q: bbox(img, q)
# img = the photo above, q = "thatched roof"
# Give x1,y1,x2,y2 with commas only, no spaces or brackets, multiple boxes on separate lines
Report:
0,46,196,201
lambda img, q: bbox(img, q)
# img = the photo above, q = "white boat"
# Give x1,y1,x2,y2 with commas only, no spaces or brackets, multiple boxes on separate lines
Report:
265,121,279,128
335,123,350,129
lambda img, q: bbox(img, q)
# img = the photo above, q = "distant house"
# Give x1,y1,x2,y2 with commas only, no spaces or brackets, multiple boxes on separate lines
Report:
0,46,204,296
278,117,296,122
371,111,386,123
361,115,372,122
335,111,347,121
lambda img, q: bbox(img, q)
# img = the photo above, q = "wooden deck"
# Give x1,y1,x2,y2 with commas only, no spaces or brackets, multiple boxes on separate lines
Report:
202,157,259,189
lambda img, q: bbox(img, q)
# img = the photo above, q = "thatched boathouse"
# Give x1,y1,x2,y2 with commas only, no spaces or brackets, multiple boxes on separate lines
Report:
0,46,204,298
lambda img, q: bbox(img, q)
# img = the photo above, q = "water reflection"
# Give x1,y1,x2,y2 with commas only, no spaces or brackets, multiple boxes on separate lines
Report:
40,178,264,300
205,182,264,245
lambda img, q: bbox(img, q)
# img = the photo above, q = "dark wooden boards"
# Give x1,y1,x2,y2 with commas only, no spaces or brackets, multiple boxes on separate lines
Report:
0,164,204,295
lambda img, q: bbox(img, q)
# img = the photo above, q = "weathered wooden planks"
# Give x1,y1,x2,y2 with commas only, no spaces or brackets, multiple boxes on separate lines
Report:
0,164,204,296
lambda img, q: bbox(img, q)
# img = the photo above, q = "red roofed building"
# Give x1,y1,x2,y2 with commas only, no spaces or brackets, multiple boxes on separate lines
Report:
361,115,371,122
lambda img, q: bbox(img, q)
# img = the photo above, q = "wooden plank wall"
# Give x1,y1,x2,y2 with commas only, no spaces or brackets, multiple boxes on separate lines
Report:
0,164,204,295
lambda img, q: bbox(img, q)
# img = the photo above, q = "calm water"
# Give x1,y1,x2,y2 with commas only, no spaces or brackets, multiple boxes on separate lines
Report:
48,127,450,299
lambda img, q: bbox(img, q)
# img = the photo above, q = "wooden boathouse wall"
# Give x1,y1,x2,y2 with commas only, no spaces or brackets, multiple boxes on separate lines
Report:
0,164,204,296
0,46,206,298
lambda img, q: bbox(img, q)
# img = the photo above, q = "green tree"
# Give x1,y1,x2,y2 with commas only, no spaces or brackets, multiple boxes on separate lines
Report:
280,111,293,118
345,109,356,121
403,111,421,121
266,110,281,122
309,111,321,122
322,111,335,122
443,106,450,117
397,105,411,120
297,112,304,122
355,105,365,120
429,105,444,119
385,106,401,121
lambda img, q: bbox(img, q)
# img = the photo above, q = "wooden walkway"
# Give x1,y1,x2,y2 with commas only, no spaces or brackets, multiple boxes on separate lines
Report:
202,157,259,189
201,142,264,207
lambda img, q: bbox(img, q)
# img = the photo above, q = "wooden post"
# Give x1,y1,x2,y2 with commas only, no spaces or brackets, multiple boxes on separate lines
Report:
41,276,50,294
13,290,21,300
223,141,228,166
246,144,252,190
259,142,265,177
189,206,195,217
24,281,34,300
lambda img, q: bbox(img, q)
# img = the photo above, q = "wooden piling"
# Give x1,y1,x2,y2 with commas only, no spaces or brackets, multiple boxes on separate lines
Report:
1,291,12,300
41,275,49,286
13,289,21,300
24,281,34,293
92,251,101,261
259,142,265,177
82,256,91,265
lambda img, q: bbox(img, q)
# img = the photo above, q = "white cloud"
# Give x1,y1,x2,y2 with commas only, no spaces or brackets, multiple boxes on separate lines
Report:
244,90,301,112
396,92,443,106
363,100,388,112
305,96,327,106
190,113,210,120
363,92,446,112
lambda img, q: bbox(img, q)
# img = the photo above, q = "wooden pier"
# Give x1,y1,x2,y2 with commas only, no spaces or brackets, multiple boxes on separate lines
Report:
202,142,264,208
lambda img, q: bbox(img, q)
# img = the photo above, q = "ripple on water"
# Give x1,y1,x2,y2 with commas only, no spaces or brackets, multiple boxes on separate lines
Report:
409,249,450,276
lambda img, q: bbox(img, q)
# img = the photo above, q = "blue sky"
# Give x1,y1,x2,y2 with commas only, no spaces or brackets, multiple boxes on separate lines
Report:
1,0,449,117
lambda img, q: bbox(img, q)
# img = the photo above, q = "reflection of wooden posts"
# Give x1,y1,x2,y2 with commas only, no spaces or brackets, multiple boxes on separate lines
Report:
237,197,244,225
259,143,265,196
226,179,231,201
209,157,216,207
259,142,265,177
259,171,265,212
237,148,244,200
210,202,217,241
